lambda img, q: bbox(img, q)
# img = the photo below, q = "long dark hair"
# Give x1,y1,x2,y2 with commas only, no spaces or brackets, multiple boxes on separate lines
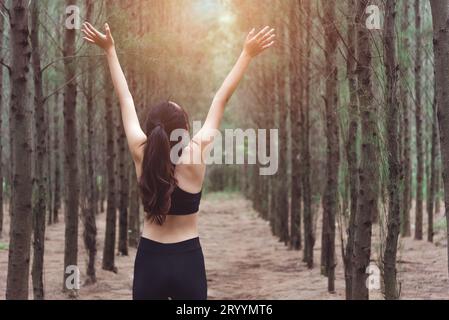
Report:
139,101,189,225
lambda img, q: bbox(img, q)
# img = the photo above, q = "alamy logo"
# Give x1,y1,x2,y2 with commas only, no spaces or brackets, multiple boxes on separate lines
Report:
65,265,80,290
366,5,381,30
366,264,381,291
65,5,81,30
169,121,279,176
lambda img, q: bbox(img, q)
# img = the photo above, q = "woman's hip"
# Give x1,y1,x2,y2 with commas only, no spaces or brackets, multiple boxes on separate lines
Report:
133,237,207,300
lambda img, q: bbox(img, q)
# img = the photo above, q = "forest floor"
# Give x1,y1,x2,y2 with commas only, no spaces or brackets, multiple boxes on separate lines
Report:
0,192,448,299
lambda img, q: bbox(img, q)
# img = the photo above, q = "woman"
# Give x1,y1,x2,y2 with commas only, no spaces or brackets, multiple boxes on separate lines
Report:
81,21,275,300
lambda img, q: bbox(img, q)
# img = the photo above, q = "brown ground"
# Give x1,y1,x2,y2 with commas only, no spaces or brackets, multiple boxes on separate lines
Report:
0,193,448,299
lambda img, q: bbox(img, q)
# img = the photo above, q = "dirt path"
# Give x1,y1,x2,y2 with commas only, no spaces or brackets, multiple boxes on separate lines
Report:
0,193,448,299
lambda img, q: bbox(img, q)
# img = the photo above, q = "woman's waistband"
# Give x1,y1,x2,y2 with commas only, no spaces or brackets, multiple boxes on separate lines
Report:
138,236,201,254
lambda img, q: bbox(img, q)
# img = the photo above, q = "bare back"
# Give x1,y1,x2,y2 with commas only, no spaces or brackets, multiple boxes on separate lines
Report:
135,141,206,244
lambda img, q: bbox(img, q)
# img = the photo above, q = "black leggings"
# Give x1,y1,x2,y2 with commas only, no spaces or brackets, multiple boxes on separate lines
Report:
133,237,207,300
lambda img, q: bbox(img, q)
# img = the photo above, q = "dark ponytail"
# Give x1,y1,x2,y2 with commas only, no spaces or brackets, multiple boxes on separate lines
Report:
139,101,189,225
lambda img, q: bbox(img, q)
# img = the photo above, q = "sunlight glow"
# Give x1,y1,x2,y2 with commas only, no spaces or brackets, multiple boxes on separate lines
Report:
219,12,235,25
193,0,236,25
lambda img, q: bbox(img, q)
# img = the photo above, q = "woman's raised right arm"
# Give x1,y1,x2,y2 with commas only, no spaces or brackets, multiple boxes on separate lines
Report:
82,22,146,162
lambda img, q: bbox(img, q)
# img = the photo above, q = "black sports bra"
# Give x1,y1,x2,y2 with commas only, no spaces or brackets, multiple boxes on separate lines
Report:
168,186,202,215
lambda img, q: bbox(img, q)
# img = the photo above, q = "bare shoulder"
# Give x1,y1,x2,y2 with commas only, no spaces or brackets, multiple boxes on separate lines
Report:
175,144,206,193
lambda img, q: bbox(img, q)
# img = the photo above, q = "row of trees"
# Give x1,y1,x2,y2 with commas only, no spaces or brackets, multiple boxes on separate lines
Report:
236,0,449,299
1,0,449,300
1,0,223,299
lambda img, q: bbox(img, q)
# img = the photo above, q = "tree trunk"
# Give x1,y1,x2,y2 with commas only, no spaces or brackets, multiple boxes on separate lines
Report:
6,0,33,300
0,11,4,239
53,91,61,223
352,0,377,300
113,2,130,257
429,0,449,278
344,0,359,300
63,0,80,296
383,0,401,300
30,0,48,300
102,64,118,273
400,0,412,237
289,0,302,251
435,159,442,216
321,0,339,293
414,0,424,241
275,17,289,245
46,80,53,226
128,172,141,248
428,76,438,243
302,0,314,269
117,119,130,256
262,67,271,222
82,0,97,285
127,59,139,249
100,171,106,214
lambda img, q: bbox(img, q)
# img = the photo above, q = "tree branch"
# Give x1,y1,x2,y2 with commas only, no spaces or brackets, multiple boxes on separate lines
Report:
0,58,11,74
41,54,105,74
0,0,10,20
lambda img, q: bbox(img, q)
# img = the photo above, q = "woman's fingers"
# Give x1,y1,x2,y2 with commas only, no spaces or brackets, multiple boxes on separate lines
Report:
262,41,275,50
254,26,270,41
85,21,104,38
259,28,275,43
105,23,112,38
261,34,276,46
83,22,96,34
243,25,275,57
81,27,96,39
84,21,96,32
83,37,96,44
247,28,256,40
82,25,97,39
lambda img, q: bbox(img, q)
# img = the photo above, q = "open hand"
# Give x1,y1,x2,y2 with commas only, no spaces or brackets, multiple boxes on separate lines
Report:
243,26,276,58
82,22,115,51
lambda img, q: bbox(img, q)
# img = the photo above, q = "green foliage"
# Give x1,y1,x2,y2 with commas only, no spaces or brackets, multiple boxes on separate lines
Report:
0,242,9,251
205,190,240,202
434,217,447,233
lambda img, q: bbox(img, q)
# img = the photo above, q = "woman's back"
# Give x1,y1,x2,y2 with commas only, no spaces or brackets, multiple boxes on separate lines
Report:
135,143,206,244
